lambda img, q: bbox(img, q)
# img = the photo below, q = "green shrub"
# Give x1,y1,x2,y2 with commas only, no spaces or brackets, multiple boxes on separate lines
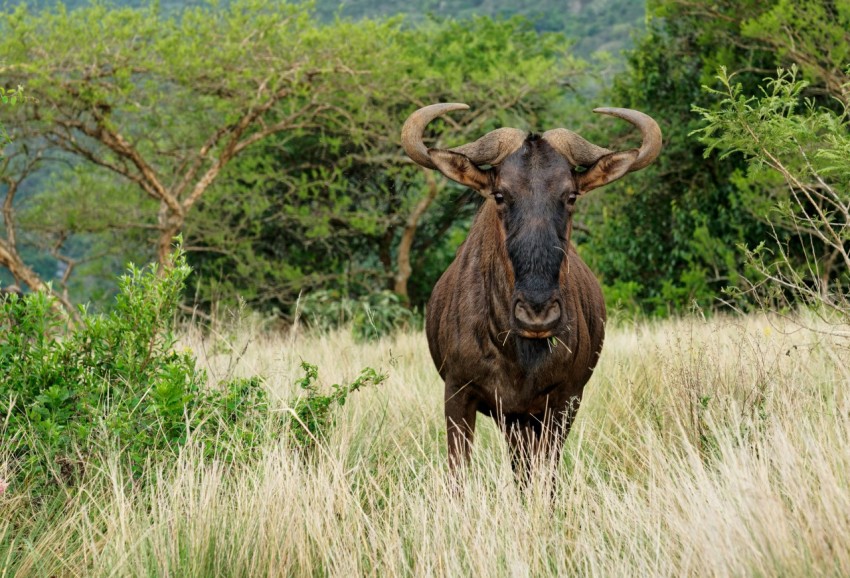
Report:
0,247,273,489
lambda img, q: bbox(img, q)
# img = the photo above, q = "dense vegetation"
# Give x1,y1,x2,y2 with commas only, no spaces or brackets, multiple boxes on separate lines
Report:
0,0,587,314
577,0,849,315
5,0,644,58
3,0,846,320
0,245,384,491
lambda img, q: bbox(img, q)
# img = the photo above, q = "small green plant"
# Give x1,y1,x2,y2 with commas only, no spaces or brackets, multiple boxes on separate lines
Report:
289,361,387,453
0,245,274,489
0,85,24,106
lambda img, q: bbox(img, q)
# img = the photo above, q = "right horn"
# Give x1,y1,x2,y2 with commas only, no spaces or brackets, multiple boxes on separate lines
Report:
401,103,469,170
593,107,662,171
401,103,527,169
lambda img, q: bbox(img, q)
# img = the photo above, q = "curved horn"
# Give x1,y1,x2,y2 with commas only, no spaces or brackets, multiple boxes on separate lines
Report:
402,103,527,169
593,107,662,171
401,103,469,170
542,108,662,172
448,127,528,167
541,129,613,167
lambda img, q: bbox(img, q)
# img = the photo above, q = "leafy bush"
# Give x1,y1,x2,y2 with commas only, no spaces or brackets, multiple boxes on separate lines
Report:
0,247,273,488
297,289,417,341
289,361,387,454
695,67,850,333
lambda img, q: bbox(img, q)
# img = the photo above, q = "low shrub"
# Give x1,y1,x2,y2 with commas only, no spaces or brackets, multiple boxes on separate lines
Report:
289,361,387,454
0,247,273,489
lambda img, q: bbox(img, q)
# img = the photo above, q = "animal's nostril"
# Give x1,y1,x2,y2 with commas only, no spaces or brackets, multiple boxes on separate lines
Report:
514,298,561,329
514,301,533,323
542,301,561,323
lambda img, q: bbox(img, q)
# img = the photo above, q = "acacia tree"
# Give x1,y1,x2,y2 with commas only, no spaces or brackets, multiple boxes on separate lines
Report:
2,4,586,311
1,85,26,150
0,1,368,293
1,86,79,316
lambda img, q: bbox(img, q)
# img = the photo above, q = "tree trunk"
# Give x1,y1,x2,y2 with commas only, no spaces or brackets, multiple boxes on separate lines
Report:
1,159,78,321
156,204,185,269
0,240,79,322
394,170,443,301
0,243,46,293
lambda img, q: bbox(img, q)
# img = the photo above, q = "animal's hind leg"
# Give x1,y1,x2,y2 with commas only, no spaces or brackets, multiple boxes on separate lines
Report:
505,396,582,484
504,415,543,484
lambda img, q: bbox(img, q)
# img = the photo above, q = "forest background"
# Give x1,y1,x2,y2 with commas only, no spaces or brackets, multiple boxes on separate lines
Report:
1,0,848,321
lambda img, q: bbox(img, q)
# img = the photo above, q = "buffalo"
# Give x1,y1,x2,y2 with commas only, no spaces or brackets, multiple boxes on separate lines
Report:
401,103,661,477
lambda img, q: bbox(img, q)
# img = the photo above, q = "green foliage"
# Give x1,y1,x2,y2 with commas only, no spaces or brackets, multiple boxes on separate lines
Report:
187,13,585,312
1,2,588,312
0,85,24,106
577,0,848,315
11,0,645,59
298,289,417,342
1,0,356,305
313,0,645,59
289,361,387,453
696,67,849,178
694,66,850,319
0,246,272,488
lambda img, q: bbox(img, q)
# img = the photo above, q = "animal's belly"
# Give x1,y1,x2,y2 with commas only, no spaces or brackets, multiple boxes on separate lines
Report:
472,369,584,416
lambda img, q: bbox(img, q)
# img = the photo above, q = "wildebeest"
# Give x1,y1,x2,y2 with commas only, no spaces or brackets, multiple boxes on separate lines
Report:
401,103,661,477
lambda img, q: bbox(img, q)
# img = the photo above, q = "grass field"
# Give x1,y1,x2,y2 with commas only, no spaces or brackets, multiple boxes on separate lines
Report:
3,313,850,576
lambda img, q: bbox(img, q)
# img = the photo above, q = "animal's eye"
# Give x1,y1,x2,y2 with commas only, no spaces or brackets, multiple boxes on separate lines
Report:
567,193,578,204
493,192,505,204
574,165,587,173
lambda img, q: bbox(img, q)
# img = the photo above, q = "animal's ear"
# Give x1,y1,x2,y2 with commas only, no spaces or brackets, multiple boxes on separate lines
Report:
428,149,490,195
576,149,638,194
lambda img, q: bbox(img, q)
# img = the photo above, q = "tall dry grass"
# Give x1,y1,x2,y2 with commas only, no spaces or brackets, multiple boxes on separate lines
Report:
2,314,849,576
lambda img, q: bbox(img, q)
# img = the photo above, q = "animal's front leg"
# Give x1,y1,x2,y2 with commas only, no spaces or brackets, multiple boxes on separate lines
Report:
546,393,583,461
505,396,583,484
445,380,478,474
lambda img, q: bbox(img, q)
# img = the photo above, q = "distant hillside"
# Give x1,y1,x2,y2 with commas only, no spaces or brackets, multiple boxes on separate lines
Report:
7,0,645,59
314,0,645,58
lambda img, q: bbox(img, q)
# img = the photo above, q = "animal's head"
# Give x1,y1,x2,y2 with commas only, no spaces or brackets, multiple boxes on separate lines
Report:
402,103,661,339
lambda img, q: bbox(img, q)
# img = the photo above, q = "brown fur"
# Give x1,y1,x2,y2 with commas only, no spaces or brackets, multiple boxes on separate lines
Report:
427,198,605,476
